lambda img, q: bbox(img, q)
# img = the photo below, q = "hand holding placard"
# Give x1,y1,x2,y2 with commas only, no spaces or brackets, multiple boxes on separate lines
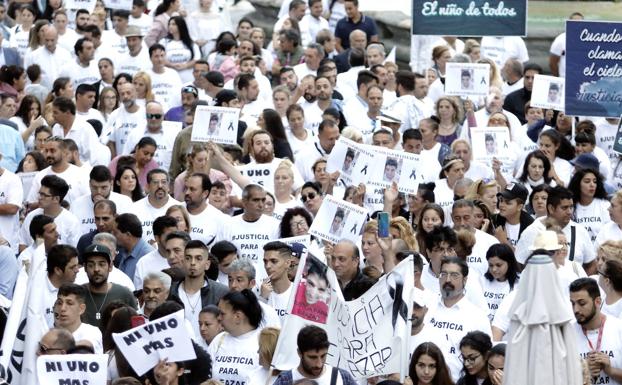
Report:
112,310,196,376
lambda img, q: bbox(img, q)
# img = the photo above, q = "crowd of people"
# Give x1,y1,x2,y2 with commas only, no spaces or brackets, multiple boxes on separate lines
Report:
0,1,618,385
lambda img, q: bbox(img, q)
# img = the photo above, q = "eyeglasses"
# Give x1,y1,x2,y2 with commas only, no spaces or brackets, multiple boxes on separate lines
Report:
459,353,481,365
38,342,63,354
38,191,53,198
146,113,163,119
431,246,455,255
598,270,608,278
290,220,307,229
439,271,462,280
301,192,317,203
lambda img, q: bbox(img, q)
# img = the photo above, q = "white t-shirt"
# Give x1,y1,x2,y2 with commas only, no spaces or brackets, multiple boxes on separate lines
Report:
432,178,454,226
159,38,201,83
208,329,262,385
116,48,152,77
427,296,492,381
594,117,619,162
73,322,104,354
291,365,344,385
465,161,494,181
147,68,183,111
267,284,292,324
132,249,170,289
299,100,323,135
549,32,567,77
286,129,315,159
178,281,204,339
420,265,488,312
103,105,147,153
574,199,611,243
596,222,622,249
131,196,182,242
19,208,81,248
59,59,100,89
480,36,529,68
273,198,300,222
219,215,281,280
259,300,282,329
125,123,181,170
26,165,90,205
573,315,622,385
72,192,134,235
101,29,129,56
0,170,23,254
479,277,512,322
602,298,622,319
503,222,521,247
187,204,228,246
466,229,498,276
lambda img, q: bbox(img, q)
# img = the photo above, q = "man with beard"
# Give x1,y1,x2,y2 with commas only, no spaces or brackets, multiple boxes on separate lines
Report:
169,240,228,340
116,25,151,77
73,166,133,235
74,9,90,37
302,76,341,134
131,169,181,242
273,326,357,385
141,271,171,318
388,70,428,134
236,73,269,124
104,82,146,157
183,173,228,246
279,67,298,93
81,243,137,328
426,257,491,381
570,277,622,385
451,199,498,276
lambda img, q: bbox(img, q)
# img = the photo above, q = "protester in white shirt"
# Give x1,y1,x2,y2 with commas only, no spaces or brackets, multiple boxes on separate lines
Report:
133,216,178,289
0,167,23,254
116,26,152,77
24,26,72,89
147,44,183,112
54,283,103,354
260,241,293,324
596,191,622,248
104,83,146,158
568,168,611,243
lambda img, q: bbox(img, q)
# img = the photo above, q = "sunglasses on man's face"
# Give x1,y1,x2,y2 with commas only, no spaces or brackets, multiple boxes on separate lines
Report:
301,192,317,203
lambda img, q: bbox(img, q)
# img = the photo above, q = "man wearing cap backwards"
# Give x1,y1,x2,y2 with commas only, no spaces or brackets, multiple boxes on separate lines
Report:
164,84,199,125
116,25,151,76
81,243,137,328
515,185,596,274
491,182,534,248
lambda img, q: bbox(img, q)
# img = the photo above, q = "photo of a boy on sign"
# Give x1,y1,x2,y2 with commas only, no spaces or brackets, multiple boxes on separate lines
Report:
291,256,330,323
485,133,497,156
461,69,473,90
383,157,400,183
342,147,356,174
208,113,221,135
548,82,561,104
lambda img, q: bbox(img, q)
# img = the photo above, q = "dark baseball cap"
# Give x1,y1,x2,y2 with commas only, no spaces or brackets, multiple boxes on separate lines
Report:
497,182,528,202
570,153,599,171
83,244,112,262
214,89,238,106
205,71,224,87
290,242,307,259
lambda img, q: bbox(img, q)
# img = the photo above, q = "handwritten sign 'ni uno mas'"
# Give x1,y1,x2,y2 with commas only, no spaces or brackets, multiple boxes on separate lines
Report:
37,354,108,385
412,0,526,36
112,310,196,376
565,20,622,117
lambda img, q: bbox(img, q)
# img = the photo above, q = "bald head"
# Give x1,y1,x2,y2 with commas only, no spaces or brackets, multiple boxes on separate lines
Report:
119,83,137,107
146,101,164,132
349,29,367,50
38,328,75,356
44,26,58,52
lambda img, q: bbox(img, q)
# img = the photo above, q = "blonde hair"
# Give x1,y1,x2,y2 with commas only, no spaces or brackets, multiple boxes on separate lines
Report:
451,139,471,157
455,228,476,259
341,126,363,143
133,71,155,101
241,126,261,157
363,219,378,234
465,178,497,201
166,205,191,230
390,217,419,251
275,159,294,179
478,57,503,90
258,327,280,366
599,240,622,263
185,144,209,177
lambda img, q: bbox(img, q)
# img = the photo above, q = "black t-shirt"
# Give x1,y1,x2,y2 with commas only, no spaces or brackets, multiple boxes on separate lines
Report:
81,283,138,329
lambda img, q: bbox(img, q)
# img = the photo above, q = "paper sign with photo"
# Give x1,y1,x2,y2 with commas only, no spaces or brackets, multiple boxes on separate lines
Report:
471,127,512,165
290,254,332,324
112,310,196,376
105,0,132,9
445,63,490,98
326,137,375,186
191,106,240,144
309,195,367,244
278,235,311,250
64,0,97,11
531,74,565,112
367,147,423,194
37,354,108,385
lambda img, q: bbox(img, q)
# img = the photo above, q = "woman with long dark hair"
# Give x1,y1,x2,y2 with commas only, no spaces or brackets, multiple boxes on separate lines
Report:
145,0,181,46
160,15,201,83
481,244,519,322
568,168,610,242
516,150,553,196
11,94,43,150
257,108,294,162
113,166,144,202
409,342,455,385
457,331,493,385
0,65,26,100
538,129,574,186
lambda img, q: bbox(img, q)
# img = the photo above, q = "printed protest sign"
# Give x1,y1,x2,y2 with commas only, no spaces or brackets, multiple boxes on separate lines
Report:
326,137,375,186
37,354,107,385
531,74,565,111
191,106,240,144
290,255,332,324
278,235,311,250
64,0,97,11
309,195,367,244
412,0,527,36
470,127,512,165
112,309,196,376
565,20,622,117
367,147,423,194
445,63,490,98
272,256,414,379
105,0,133,9
236,162,277,193
613,116,622,154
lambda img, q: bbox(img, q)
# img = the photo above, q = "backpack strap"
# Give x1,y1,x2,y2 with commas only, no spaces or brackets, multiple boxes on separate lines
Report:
568,225,576,261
